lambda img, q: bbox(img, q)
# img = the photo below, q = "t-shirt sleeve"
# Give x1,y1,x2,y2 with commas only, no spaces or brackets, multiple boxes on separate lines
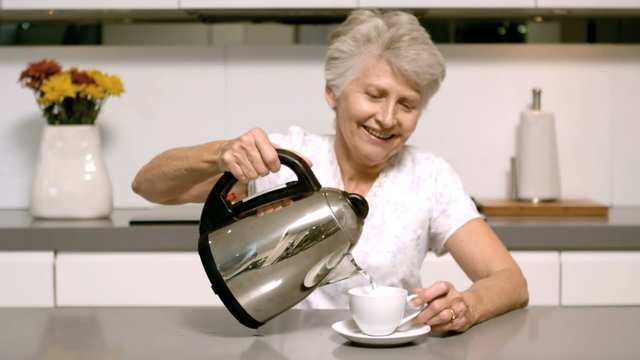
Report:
428,159,481,256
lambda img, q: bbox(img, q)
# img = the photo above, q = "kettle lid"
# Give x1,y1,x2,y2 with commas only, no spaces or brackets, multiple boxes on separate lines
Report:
346,192,368,220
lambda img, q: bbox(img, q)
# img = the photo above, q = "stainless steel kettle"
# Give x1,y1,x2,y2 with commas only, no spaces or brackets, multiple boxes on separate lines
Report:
198,149,369,328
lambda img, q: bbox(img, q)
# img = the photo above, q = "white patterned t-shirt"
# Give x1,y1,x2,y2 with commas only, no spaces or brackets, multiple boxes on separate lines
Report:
248,126,480,309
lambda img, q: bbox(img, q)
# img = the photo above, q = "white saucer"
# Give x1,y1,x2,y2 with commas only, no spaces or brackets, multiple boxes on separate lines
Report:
332,319,430,346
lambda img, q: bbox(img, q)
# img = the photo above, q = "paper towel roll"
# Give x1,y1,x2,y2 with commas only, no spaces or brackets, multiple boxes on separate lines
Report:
516,110,561,201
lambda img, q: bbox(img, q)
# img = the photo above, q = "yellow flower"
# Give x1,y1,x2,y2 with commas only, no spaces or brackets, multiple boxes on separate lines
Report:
82,84,107,99
37,72,82,107
89,70,124,97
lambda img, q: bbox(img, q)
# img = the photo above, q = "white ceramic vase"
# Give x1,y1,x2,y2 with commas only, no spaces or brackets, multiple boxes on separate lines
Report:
30,125,113,219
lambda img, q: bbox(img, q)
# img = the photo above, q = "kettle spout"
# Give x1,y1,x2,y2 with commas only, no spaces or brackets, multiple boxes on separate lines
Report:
320,254,360,285
321,259,359,285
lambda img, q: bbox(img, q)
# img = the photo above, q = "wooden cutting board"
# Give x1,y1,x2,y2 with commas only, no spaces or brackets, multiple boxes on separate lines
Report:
475,199,609,216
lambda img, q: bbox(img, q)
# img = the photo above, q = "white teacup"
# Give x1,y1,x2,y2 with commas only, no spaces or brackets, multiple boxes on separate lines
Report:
348,286,425,336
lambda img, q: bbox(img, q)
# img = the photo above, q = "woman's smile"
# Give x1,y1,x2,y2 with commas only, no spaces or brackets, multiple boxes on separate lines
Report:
363,125,395,140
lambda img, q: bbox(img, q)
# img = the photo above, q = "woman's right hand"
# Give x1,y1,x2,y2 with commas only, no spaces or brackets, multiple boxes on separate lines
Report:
217,127,312,216
217,127,281,184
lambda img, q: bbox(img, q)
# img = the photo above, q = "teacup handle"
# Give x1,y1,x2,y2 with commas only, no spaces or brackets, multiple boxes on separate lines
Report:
399,294,426,327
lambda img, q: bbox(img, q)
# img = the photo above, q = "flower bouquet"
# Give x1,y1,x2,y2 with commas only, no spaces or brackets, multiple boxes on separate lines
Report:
19,59,124,125
19,59,124,219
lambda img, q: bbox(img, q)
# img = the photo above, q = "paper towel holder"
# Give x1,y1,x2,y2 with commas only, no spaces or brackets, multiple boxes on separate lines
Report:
512,87,561,203
510,156,550,203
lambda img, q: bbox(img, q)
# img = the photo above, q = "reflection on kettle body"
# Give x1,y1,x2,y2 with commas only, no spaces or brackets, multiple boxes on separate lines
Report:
35,310,125,360
241,339,289,360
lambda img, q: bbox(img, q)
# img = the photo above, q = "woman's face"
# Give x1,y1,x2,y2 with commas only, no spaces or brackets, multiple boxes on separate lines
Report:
327,58,422,169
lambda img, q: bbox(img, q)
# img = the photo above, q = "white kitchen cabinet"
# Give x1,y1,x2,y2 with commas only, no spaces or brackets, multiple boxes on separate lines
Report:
421,252,473,292
1,0,177,10
537,0,640,8
561,251,640,306
22,249,640,308
359,0,535,8
180,0,357,9
56,252,222,307
421,251,560,306
512,251,560,306
0,252,54,307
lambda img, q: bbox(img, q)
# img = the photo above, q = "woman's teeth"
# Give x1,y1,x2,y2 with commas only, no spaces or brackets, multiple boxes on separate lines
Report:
364,127,393,140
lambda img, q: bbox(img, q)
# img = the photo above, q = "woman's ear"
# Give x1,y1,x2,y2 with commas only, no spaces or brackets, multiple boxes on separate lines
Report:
325,85,337,108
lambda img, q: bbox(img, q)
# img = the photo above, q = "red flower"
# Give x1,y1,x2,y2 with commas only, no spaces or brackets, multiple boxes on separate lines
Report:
70,69,96,85
18,59,62,89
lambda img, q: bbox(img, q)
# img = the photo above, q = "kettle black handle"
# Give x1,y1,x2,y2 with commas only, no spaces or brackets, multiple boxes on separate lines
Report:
199,149,321,235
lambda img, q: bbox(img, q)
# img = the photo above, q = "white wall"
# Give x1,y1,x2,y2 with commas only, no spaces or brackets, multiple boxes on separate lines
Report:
1,44,639,209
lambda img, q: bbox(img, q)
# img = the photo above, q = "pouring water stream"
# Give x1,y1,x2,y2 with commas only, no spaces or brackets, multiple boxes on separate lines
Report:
347,254,377,291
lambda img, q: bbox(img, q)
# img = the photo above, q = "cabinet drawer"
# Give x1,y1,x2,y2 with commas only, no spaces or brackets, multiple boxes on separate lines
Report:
421,251,559,306
421,252,473,291
56,252,222,307
514,251,560,306
0,252,54,307
561,251,640,306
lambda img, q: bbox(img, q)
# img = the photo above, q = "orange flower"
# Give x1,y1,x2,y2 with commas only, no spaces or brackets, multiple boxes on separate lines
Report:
18,59,62,89
70,68,96,86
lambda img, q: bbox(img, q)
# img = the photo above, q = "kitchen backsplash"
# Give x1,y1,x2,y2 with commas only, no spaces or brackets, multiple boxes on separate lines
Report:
1,43,638,208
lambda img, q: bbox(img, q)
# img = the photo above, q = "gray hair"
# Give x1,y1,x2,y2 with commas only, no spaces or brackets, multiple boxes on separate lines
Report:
325,9,446,109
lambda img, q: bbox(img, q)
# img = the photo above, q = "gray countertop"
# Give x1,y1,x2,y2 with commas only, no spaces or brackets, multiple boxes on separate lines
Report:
1,306,638,359
2,206,640,251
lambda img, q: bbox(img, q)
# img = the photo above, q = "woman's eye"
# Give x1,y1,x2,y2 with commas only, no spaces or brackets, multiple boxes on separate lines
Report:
400,103,414,111
366,92,381,99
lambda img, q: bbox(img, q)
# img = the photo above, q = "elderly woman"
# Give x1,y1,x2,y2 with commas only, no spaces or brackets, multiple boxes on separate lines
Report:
132,9,528,333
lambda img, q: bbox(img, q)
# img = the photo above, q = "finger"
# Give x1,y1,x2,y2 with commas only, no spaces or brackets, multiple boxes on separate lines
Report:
430,308,469,333
412,288,460,325
415,281,451,303
220,153,251,183
413,296,446,324
437,307,454,326
262,206,275,215
234,153,259,183
250,130,279,173
445,307,457,323
268,199,291,212
255,203,275,217
247,138,276,177
245,150,271,178
232,130,268,179
413,281,453,314
218,141,256,182
216,144,235,174
423,307,457,329
411,289,426,306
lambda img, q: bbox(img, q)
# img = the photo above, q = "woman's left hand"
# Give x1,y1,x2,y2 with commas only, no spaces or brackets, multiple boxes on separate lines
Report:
411,281,475,333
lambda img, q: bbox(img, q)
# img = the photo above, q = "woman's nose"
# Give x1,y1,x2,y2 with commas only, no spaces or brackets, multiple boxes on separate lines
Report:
376,100,396,128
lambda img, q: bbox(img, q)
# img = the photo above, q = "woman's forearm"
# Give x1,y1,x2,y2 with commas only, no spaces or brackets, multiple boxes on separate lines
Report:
131,141,227,204
463,267,529,326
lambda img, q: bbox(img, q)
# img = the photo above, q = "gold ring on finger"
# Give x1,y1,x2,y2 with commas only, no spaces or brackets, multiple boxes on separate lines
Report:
447,307,457,321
